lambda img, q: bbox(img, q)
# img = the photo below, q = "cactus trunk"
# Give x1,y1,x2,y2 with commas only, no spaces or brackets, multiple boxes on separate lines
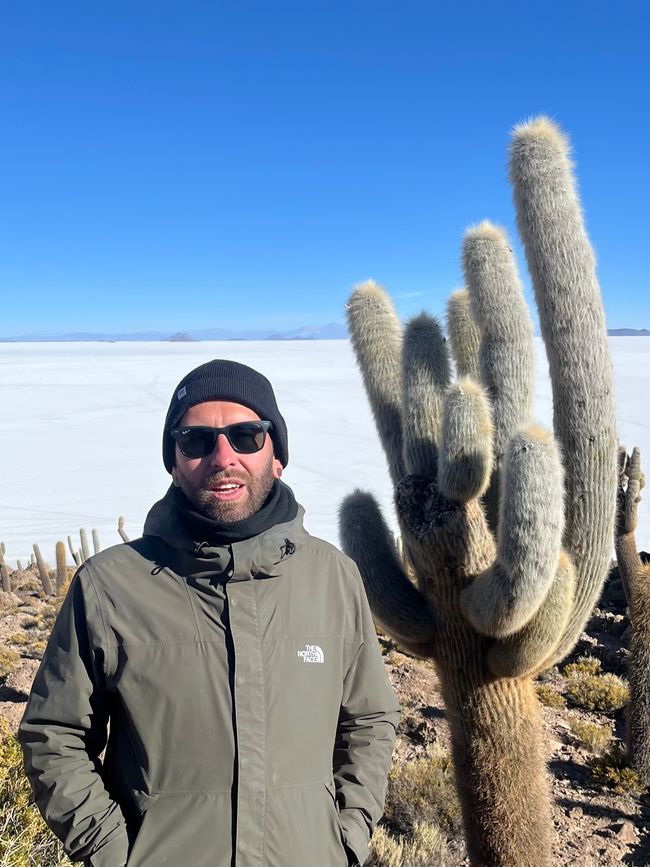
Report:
444,670,550,866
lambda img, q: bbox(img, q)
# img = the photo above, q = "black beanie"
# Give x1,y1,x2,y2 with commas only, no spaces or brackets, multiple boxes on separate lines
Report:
163,360,289,472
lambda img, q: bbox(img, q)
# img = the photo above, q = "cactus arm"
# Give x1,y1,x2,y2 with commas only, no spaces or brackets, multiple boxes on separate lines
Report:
55,541,67,594
401,314,450,477
338,491,439,660
487,551,576,678
460,425,565,638
509,117,618,662
446,289,481,381
438,379,493,503
346,281,405,485
463,222,534,530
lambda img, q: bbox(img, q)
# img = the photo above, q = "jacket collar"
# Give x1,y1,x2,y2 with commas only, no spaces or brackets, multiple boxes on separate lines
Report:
143,484,308,581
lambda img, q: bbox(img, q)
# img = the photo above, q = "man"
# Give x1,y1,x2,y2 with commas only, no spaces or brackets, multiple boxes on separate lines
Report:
19,359,400,867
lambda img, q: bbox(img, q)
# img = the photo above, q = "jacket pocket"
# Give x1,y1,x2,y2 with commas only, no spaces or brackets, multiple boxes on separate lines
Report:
264,781,348,867
125,792,231,867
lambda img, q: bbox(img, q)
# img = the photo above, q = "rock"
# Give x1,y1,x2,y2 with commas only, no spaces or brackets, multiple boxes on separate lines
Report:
609,820,638,844
568,806,583,819
0,591,21,607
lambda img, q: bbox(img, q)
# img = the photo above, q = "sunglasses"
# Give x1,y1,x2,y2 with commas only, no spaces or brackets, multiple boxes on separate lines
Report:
171,421,273,459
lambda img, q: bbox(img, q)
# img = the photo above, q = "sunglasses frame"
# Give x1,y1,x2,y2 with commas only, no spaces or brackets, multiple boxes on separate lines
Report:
171,420,273,458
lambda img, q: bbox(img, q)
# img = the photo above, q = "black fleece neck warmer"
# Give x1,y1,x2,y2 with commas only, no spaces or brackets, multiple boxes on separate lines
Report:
172,480,298,546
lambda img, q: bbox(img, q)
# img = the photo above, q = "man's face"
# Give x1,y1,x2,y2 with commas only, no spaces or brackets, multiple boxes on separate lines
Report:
171,400,282,522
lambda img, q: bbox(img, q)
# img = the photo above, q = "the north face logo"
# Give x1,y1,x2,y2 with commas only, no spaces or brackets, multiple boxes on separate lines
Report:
297,644,324,664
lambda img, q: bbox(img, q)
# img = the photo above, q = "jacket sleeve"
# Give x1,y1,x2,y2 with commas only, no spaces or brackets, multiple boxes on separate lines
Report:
333,564,401,867
18,567,130,867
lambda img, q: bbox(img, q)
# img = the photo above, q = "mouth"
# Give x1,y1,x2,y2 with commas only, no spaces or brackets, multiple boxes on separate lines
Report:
208,481,246,502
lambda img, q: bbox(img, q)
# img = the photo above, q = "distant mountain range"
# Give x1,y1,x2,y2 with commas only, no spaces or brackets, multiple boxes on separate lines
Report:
1,324,647,342
0,323,349,342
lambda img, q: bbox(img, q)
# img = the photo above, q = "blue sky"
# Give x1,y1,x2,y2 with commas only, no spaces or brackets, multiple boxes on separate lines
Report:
1,0,648,336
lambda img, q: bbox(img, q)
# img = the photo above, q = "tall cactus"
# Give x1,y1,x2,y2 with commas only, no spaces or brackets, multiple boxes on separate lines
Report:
339,117,617,867
615,447,650,787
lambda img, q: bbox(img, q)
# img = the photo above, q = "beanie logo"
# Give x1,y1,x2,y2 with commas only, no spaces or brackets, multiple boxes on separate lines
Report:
177,386,187,400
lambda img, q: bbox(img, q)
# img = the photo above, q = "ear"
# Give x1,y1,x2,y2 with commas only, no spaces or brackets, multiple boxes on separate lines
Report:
272,457,283,479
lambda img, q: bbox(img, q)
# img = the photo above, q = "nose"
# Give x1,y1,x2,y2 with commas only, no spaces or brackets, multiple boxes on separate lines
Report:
208,433,238,468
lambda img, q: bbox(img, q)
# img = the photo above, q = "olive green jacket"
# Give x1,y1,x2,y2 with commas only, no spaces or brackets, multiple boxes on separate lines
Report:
19,487,400,867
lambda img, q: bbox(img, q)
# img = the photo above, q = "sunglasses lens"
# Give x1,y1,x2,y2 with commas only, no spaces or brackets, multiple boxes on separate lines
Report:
227,423,266,453
177,429,217,459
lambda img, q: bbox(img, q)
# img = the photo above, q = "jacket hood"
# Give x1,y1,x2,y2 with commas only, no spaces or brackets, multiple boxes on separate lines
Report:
142,483,309,581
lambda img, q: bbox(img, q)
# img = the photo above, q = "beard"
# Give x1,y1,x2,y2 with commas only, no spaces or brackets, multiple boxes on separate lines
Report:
174,456,276,523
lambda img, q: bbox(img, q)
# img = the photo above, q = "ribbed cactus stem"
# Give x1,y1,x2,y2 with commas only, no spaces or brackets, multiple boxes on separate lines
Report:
446,289,481,380
17,560,24,572
346,281,405,485
461,425,565,638
401,314,450,477
79,528,91,563
92,528,101,555
55,541,67,594
487,552,576,678
33,544,54,596
509,117,617,662
438,379,493,502
463,221,534,530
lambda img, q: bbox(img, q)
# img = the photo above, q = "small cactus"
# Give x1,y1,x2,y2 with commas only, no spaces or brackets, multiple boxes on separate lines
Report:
118,515,130,543
32,544,54,596
55,542,68,595
17,559,24,572
616,446,650,787
79,528,91,563
67,536,81,567
0,546,11,594
92,528,101,555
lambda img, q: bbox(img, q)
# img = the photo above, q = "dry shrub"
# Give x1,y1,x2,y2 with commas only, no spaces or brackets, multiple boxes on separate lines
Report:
588,742,644,795
368,821,450,867
562,655,602,678
0,720,73,866
565,713,612,753
536,684,566,709
384,745,461,836
0,648,21,680
5,635,28,647
565,673,629,714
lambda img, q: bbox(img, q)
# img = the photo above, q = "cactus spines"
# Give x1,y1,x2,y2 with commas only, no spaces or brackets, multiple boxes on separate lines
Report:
446,289,481,381
402,314,450,477
92,528,101,555
340,118,616,867
509,117,617,666
79,528,91,563
32,544,54,596
461,425,565,639
118,516,131,543
438,379,493,503
345,281,405,485
55,541,68,595
616,446,650,787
